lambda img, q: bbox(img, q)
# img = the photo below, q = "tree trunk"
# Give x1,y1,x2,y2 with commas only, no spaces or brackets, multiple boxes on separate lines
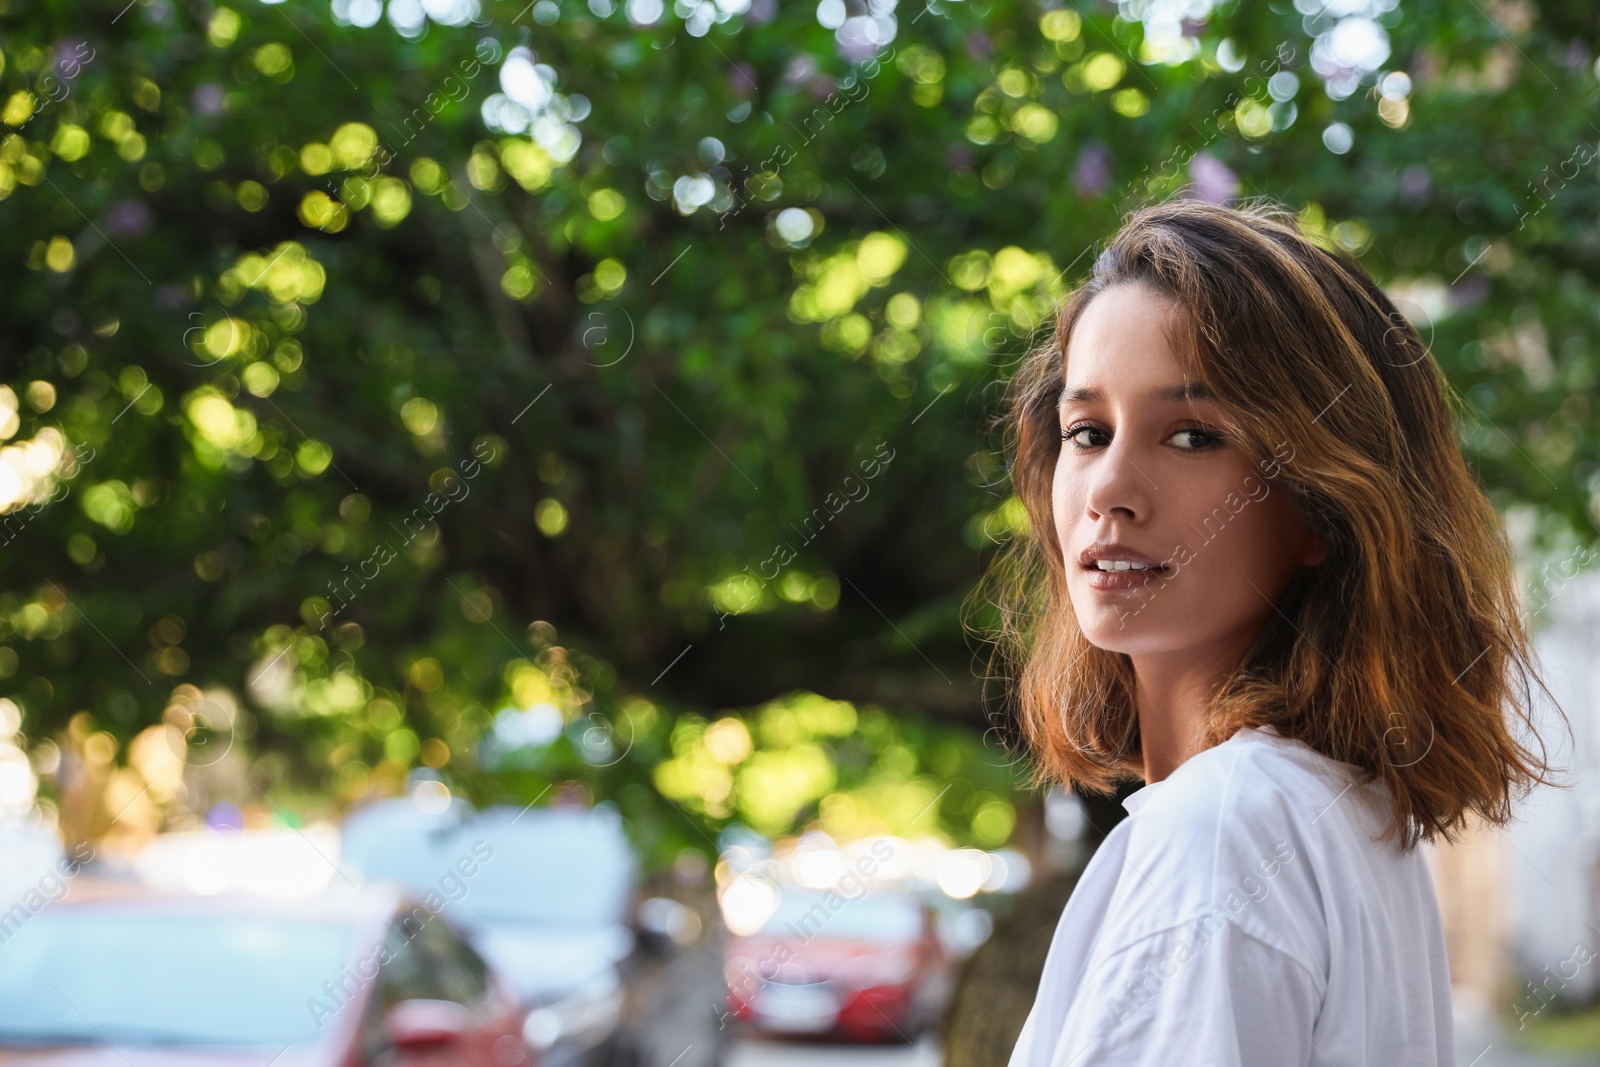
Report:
940,782,1136,1066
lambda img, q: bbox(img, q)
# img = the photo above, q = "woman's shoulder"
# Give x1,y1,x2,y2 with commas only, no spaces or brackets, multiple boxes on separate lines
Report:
1101,726,1379,965
1133,724,1384,839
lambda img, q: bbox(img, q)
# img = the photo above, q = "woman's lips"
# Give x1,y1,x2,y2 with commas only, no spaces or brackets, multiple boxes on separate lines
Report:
1081,564,1172,592
1076,541,1175,592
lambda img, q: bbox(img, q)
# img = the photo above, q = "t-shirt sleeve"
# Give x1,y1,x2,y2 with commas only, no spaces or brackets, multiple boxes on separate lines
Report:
1048,918,1323,1067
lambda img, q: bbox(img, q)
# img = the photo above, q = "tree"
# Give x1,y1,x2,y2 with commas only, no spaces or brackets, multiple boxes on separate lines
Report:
0,0,1593,878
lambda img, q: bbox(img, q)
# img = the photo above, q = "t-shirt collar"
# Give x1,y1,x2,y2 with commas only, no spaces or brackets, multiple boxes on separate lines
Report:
1121,779,1163,815
1121,724,1280,815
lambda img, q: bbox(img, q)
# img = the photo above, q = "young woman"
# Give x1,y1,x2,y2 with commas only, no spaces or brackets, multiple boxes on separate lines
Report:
984,198,1565,1065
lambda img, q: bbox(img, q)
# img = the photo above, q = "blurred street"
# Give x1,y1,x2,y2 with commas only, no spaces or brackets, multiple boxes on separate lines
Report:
728,1035,941,1067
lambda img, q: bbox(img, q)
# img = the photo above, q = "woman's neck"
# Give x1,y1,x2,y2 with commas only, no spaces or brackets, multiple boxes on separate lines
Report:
1130,631,1256,782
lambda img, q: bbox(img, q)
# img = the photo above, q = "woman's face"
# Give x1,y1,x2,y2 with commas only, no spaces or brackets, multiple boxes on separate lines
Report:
1052,283,1325,661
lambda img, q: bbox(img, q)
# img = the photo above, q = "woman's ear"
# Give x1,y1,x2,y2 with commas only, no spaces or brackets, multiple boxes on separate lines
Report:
1302,528,1328,568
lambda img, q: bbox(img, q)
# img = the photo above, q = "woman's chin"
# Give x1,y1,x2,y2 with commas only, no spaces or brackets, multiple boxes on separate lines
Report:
1071,603,1188,656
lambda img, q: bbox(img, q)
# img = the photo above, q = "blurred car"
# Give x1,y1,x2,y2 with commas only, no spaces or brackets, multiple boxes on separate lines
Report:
340,797,726,1067
0,818,78,906
722,887,953,1043
0,881,531,1066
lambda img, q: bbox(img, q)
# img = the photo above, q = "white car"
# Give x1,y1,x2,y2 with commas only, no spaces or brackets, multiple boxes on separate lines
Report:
340,794,724,1067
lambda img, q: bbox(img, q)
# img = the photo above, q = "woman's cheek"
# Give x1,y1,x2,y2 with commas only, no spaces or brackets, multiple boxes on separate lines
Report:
1052,465,1074,560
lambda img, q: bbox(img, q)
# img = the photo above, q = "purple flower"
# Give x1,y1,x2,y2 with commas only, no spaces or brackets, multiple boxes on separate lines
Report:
106,199,153,239
729,62,758,99
192,83,225,117
206,802,245,832
836,39,879,66
1448,274,1490,313
808,74,839,100
1400,163,1429,203
1187,151,1238,204
53,38,92,79
1073,141,1112,198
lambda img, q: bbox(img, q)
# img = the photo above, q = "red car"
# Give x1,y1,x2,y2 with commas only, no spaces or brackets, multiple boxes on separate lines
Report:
0,881,532,1066
722,887,952,1043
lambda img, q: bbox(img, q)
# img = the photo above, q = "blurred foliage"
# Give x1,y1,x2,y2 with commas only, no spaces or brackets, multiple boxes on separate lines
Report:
0,0,1597,865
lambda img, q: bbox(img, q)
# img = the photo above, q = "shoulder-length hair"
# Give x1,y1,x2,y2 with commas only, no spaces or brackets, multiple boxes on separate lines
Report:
975,196,1566,852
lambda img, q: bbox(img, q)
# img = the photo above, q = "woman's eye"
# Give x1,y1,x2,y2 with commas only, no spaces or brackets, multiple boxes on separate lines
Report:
1060,424,1107,449
1171,427,1222,450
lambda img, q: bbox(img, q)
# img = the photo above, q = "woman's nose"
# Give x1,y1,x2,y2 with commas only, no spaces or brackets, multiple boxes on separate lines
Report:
1083,441,1151,522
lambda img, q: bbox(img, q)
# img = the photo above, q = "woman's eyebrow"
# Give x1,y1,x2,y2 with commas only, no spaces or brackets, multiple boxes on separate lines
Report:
1059,382,1214,406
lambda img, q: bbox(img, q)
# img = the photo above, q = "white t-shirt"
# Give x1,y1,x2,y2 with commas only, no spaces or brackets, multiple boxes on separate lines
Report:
1007,724,1456,1067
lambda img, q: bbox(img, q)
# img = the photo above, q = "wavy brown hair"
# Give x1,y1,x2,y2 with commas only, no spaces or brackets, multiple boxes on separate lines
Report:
973,196,1568,852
